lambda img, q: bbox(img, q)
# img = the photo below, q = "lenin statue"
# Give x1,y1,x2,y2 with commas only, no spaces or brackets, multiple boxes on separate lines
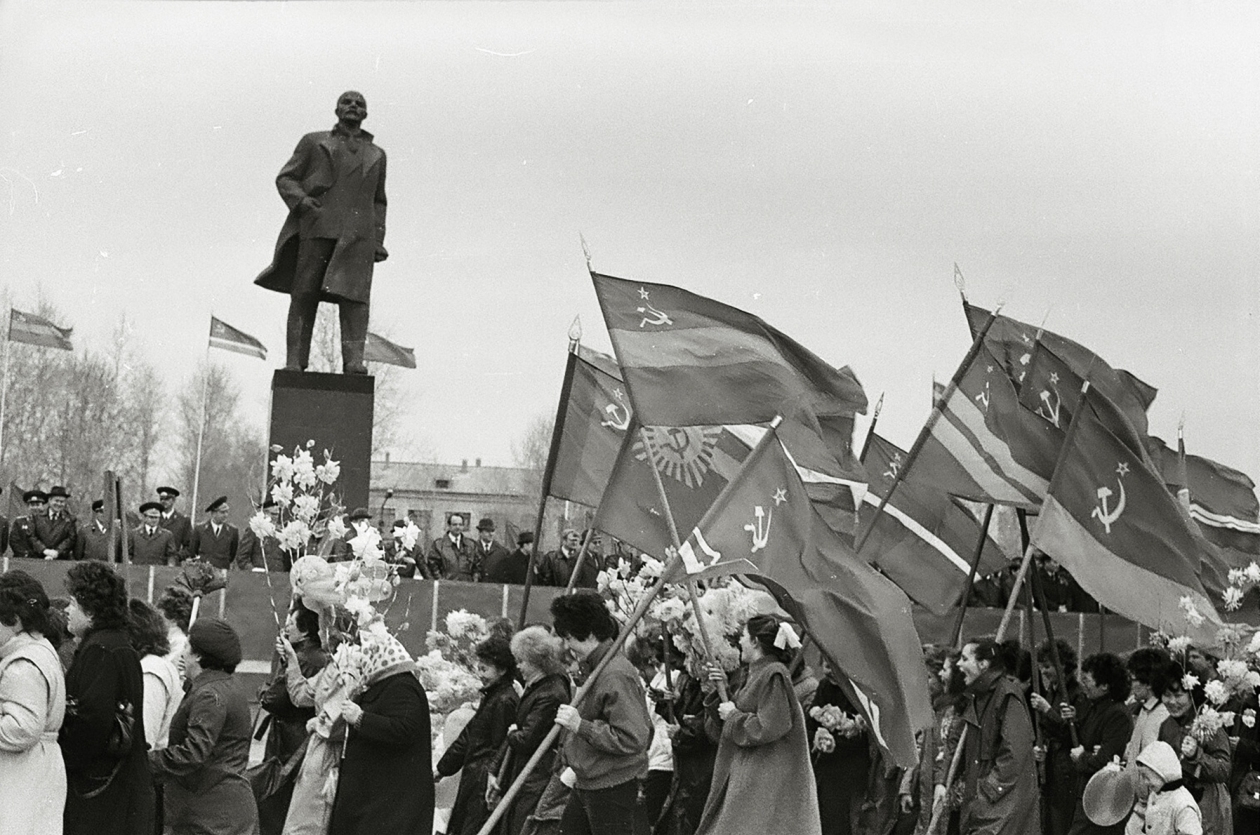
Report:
255,91,387,374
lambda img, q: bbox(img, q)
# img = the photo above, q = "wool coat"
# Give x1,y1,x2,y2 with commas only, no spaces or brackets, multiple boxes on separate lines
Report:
9,515,40,558
0,633,67,835
76,520,122,561
131,524,178,566
190,522,241,570
483,547,532,585
489,671,571,835
806,678,869,835
34,511,78,559
329,671,432,835
1160,712,1233,835
695,656,822,835
427,534,480,581
151,668,259,835
654,673,719,835
160,510,194,560
1067,695,1134,835
60,626,155,835
255,126,387,305
436,674,520,835
958,670,1042,835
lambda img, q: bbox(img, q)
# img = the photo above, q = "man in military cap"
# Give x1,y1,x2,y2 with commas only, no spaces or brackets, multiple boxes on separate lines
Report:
34,485,78,560
76,499,121,561
473,518,510,584
8,490,48,559
190,496,240,570
255,90,388,374
157,486,193,561
131,501,178,566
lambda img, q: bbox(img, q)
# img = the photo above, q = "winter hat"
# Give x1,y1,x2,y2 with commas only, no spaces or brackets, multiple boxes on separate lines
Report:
188,617,243,668
1136,740,1182,784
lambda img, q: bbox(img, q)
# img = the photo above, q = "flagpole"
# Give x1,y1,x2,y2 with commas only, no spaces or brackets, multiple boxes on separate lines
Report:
518,327,581,627
563,526,596,593
475,547,683,835
949,503,995,648
855,307,1001,554
1019,508,1080,747
857,391,884,462
190,319,212,517
0,310,11,465
1176,415,1192,516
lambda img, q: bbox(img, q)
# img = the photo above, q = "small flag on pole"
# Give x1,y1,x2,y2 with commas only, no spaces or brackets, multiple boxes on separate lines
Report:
209,317,267,360
364,332,417,369
8,309,74,350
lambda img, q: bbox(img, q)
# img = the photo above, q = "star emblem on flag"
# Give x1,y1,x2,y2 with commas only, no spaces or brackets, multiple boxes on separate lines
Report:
772,487,787,506
1116,462,1129,478
639,287,650,300
1049,372,1059,384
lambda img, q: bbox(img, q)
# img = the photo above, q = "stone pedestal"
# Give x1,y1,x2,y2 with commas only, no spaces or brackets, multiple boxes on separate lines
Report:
269,371,374,511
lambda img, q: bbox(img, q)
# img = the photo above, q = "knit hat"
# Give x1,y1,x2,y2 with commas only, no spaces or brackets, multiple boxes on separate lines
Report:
188,617,243,668
1136,740,1182,783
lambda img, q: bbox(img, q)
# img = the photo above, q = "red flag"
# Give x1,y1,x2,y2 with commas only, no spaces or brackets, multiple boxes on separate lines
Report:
965,303,1155,434
861,433,1006,615
671,429,931,768
209,316,267,361
1030,386,1224,645
591,272,867,427
547,346,634,509
906,340,1058,508
8,309,73,351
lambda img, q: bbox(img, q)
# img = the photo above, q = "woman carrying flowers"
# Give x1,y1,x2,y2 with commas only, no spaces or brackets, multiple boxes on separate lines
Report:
694,614,820,835
1158,663,1233,835
805,660,868,835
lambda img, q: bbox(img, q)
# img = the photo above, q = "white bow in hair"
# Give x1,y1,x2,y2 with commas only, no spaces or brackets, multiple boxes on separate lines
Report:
773,622,801,650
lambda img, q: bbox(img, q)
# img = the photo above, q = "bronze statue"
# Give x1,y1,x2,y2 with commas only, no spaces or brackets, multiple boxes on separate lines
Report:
255,91,388,374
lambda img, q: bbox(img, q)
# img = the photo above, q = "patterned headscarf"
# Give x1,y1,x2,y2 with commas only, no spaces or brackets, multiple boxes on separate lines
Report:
358,630,417,689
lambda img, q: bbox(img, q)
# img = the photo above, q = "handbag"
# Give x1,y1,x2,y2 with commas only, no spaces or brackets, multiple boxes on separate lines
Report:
1237,770,1260,811
248,741,307,802
104,700,136,758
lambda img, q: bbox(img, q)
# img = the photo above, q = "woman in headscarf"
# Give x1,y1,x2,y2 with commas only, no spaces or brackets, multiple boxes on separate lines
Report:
0,570,67,835
60,561,154,835
435,635,519,835
487,625,571,835
694,614,821,835
150,616,259,835
329,631,432,835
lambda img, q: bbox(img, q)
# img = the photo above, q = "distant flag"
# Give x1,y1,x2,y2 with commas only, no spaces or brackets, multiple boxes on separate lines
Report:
8,309,73,351
904,339,1059,509
964,302,1156,434
364,332,417,369
667,428,932,768
208,317,267,360
860,432,1006,615
548,346,634,510
1030,384,1225,645
590,272,868,427
1143,434,1260,534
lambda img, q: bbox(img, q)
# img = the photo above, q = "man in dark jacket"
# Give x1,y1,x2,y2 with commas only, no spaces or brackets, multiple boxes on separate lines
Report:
472,518,510,583
255,90,388,375
538,528,598,589
426,513,479,581
8,489,48,559
35,484,78,559
131,502,178,566
77,499,121,561
484,531,532,585
157,486,193,561
189,496,240,569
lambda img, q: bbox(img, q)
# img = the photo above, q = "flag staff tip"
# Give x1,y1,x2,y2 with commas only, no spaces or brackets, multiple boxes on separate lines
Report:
953,263,967,300
873,391,885,418
1178,412,1185,438
568,315,582,345
579,233,592,271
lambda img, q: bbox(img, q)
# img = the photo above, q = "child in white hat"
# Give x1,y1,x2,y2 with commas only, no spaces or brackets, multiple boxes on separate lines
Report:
1125,740,1202,835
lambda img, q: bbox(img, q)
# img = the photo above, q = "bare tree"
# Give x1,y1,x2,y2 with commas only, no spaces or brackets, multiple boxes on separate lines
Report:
173,362,266,517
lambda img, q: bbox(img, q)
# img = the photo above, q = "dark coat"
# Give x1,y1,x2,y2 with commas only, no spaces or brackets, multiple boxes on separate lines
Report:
260,640,329,762
437,674,520,835
130,524,178,566
696,657,820,835
1038,678,1085,835
806,678,869,835
484,546,532,585
958,670,1041,835
31,510,78,559
238,528,287,571
76,520,121,561
160,510,193,560
473,539,512,581
1065,695,1132,835
426,534,480,581
329,671,432,835
0,511,7,555
492,672,571,835
255,126,387,305
190,522,240,570
9,514,41,558
150,669,259,835
60,626,155,835
655,673,719,835
537,548,599,589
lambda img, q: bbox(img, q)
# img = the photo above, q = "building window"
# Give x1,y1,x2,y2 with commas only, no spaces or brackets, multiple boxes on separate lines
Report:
435,478,451,489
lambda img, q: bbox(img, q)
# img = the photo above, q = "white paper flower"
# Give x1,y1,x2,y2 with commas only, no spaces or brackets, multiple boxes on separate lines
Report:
1218,659,1250,686
1167,636,1192,654
1244,708,1257,729
638,555,665,580
271,482,295,508
279,519,310,553
1182,672,1200,691
1223,587,1245,611
399,522,421,551
1203,679,1229,706
350,526,382,560
1179,596,1205,628
444,610,487,641
1229,568,1247,586
1246,562,1260,583
292,494,320,523
293,449,318,491
326,516,348,541
273,454,296,484
249,511,277,540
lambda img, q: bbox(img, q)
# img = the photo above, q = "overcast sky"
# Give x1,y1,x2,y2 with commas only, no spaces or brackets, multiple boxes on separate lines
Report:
2,1,1257,482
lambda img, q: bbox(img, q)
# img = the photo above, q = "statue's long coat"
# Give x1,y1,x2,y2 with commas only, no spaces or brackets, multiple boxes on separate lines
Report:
255,127,387,305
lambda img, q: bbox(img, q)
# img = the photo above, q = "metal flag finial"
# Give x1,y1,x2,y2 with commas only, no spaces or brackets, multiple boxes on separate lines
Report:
580,233,592,271
953,263,967,301
568,315,582,344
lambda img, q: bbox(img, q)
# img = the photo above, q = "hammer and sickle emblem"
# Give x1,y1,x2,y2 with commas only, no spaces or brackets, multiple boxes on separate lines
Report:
636,302,674,328
1090,478,1127,534
744,505,772,553
600,402,631,431
974,382,991,412
1037,388,1062,428
883,453,902,481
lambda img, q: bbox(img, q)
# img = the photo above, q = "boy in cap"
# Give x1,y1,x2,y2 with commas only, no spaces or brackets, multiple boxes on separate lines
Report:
189,496,240,570
1125,740,1202,835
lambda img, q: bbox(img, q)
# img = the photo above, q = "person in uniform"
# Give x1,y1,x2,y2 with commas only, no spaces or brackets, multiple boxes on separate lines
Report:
473,518,510,584
425,513,479,581
131,502,178,566
189,496,240,570
34,485,77,560
255,90,388,374
7,490,47,559
157,486,193,562
76,499,121,561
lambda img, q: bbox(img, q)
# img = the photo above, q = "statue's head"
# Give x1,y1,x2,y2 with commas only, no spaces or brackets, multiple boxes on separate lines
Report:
335,90,367,127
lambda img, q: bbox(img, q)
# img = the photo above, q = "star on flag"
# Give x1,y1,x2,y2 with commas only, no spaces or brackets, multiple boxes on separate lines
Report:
772,487,788,506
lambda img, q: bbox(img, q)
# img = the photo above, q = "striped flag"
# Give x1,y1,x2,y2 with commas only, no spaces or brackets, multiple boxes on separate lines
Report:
548,346,633,509
590,272,867,427
208,317,267,360
8,309,73,350
365,332,417,369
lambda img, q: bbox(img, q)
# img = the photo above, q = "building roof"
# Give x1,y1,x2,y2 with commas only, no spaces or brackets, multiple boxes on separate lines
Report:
371,459,536,497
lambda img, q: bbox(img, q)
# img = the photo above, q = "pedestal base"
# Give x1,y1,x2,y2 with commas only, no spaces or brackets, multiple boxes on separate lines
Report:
269,370,374,511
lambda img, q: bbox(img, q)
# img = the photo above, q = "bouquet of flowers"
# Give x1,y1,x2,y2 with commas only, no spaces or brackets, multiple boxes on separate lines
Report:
809,703,866,754
250,441,344,561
